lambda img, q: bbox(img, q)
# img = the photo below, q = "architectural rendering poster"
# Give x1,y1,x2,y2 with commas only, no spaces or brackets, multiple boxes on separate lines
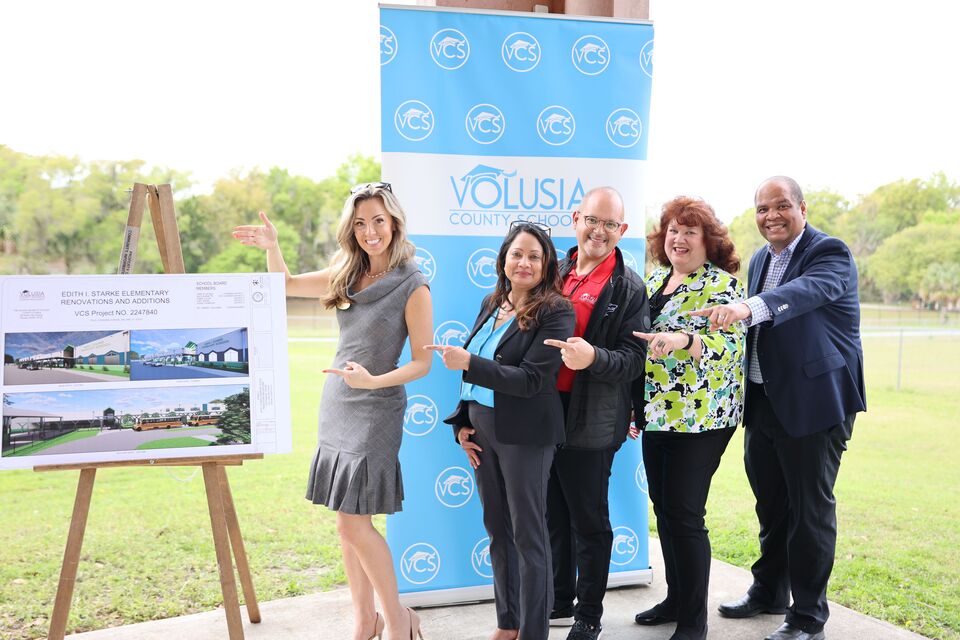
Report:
0,273,291,469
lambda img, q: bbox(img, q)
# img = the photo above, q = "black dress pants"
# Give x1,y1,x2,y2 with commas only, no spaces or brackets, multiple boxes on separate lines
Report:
468,402,555,640
744,382,854,633
643,426,734,637
547,445,616,626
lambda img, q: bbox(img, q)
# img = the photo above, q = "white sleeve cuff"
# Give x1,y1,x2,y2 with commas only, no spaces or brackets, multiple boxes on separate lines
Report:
744,296,771,327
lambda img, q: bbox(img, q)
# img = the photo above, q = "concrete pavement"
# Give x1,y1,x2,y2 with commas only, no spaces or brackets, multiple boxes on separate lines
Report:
66,538,923,640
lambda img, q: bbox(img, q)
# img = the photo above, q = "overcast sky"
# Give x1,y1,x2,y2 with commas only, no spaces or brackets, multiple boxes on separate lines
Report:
2,0,958,221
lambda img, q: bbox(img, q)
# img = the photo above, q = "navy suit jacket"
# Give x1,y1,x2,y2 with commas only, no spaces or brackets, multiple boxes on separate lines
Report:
746,224,866,436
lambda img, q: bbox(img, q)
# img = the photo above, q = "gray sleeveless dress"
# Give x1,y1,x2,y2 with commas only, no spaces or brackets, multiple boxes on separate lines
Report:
305,260,428,515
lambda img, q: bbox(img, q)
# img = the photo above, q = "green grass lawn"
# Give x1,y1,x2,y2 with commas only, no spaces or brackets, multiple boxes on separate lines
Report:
704,334,960,640
0,335,957,639
135,437,215,450
4,429,99,457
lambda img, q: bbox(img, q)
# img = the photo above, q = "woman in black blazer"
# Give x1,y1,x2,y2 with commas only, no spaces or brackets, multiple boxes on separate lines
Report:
429,221,574,640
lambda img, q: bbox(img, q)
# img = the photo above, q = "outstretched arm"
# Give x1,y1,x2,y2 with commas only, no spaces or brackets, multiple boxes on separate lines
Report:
232,211,331,298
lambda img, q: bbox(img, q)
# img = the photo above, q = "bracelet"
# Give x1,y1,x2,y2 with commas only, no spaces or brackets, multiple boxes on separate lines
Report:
683,332,695,350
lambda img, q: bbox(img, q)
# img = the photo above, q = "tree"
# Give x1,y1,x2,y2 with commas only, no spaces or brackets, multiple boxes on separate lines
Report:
216,388,251,445
865,224,960,302
920,262,960,314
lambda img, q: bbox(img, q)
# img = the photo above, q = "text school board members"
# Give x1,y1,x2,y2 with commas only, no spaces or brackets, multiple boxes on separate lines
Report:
233,182,431,640
431,221,575,640
696,176,866,640
631,196,746,640
541,187,650,640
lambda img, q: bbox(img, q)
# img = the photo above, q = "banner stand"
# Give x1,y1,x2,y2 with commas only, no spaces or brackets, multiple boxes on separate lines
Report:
34,186,263,640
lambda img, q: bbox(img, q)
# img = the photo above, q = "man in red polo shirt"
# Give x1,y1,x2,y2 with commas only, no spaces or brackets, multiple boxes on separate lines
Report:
543,186,650,640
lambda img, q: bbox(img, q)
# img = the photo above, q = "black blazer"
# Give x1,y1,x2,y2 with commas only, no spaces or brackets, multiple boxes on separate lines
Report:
746,224,866,436
443,300,576,446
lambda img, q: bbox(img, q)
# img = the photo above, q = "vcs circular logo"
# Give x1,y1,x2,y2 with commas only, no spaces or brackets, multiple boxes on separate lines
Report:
610,526,640,566
606,108,643,148
467,247,499,288
430,28,470,70
394,100,434,142
470,537,494,578
465,104,505,145
621,249,639,273
639,39,654,78
403,394,438,437
501,32,541,72
572,35,610,75
433,320,470,353
400,543,441,585
380,25,398,66
536,106,576,146
635,462,648,495
414,247,437,283
435,466,475,508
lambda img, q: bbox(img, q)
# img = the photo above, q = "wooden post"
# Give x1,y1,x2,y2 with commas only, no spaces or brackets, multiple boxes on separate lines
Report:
218,465,261,623
47,468,96,640
203,463,244,639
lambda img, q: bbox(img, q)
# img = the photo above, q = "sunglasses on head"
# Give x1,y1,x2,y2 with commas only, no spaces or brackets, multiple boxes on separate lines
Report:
509,220,552,236
350,181,393,195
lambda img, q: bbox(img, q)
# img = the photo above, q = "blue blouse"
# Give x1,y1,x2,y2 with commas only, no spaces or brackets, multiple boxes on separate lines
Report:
459,309,513,408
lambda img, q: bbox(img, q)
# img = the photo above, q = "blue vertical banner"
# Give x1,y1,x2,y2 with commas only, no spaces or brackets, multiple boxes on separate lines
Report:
381,6,654,605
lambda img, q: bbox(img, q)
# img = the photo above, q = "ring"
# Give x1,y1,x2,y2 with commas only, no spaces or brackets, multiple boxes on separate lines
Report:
561,348,567,356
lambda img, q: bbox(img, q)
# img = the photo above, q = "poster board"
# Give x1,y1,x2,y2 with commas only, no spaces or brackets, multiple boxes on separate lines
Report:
380,5,653,603
1,273,290,470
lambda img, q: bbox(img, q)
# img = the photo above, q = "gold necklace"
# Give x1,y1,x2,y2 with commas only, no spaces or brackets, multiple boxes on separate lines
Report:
365,267,392,279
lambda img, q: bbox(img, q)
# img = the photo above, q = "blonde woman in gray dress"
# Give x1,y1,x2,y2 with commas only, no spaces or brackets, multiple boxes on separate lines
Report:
233,182,432,640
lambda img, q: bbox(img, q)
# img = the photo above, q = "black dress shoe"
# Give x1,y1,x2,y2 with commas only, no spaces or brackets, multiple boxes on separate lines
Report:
717,593,788,618
634,604,677,626
764,622,825,640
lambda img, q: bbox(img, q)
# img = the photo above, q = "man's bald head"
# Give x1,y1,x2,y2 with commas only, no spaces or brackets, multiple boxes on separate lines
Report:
755,176,804,206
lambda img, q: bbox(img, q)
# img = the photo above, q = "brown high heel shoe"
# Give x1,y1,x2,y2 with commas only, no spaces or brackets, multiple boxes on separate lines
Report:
367,612,385,640
407,607,423,639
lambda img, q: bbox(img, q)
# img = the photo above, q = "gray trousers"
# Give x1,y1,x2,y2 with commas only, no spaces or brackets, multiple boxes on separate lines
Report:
468,402,555,640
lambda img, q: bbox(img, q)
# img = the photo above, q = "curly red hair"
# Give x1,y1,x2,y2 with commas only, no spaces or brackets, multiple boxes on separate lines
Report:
647,196,741,274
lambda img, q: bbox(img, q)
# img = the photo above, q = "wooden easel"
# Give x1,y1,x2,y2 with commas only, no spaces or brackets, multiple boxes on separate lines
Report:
36,183,262,640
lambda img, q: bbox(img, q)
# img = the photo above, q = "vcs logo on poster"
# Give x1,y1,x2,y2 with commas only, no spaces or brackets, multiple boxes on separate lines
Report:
430,28,470,70
572,35,610,75
635,462,649,495
465,104,505,144
414,247,437,283
471,537,494,578
400,543,441,585
433,320,470,349
395,100,434,142
380,25,398,65
467,248,499,289
610,526,640,566
501,32,540,72
621,249,639,273
537,106,576,146
404,394,438,437
606,108,643,148
639,39,654,78
435,466,475,508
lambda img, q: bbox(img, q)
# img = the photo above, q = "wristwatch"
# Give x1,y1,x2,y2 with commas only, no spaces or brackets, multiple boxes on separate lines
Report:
682,332,695,350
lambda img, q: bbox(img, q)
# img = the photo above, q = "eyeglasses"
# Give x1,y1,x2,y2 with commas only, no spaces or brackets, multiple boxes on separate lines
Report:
578,213,623,233
350,182,393,195
509,220,552,236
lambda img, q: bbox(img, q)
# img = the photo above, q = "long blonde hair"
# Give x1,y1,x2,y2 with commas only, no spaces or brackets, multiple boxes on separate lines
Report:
322,185,415,309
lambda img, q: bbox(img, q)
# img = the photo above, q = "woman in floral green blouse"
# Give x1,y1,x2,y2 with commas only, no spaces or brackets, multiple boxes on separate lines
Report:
631,196,745,640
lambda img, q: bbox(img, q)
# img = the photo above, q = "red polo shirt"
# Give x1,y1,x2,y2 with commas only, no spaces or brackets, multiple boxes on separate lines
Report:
556,249,617,392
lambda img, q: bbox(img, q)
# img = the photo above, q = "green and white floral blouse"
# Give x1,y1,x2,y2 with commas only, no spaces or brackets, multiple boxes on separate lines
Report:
644,263,745,433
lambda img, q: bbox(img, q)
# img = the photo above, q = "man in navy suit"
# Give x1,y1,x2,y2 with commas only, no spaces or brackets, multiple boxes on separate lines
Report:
692,176,866,640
